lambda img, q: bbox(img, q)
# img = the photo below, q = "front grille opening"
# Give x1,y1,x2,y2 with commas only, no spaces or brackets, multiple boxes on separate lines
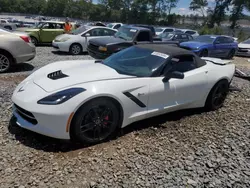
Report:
14,104,38,125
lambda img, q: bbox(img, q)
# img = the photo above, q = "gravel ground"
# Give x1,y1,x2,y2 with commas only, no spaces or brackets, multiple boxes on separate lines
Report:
1,47,250,188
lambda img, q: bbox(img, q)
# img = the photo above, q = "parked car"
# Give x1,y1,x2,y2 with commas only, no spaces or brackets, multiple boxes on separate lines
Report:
85,22,106,27
159,32,193,43
16,21,69,45
181,29,199,38
52,26,117,55
155,27,175,36
0,19,17,30
0,28,36,73
87,25,179,59
107,23,123,30
236,38,250,57
180,35,238,59
12,44,235,144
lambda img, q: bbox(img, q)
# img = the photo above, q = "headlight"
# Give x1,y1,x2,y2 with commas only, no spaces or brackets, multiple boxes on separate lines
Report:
99,46,107,52
38,88,85,105
60,37,70,42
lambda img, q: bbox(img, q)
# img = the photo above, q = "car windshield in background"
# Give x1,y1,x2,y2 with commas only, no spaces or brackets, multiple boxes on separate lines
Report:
72,26,88,35
107,23,114,28
242,39,250,44
114,27,137,41
103,46,168,77
194,36,215,43
160,32,174,39
156,28,163,32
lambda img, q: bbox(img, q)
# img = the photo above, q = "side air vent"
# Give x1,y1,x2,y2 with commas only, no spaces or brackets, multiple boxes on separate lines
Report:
47,70,68,80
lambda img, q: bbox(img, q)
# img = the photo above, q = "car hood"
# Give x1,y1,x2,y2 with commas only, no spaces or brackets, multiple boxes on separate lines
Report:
238,43,250,49
89,36,126,46
16,28,39,32
31,60,134,92
180,41,208,48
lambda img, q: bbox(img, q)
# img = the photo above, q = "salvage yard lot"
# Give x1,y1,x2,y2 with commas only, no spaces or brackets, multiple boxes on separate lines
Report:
1,47,250,187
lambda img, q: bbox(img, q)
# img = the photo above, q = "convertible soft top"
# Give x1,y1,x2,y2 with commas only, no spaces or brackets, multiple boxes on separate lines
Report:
136,44,206,68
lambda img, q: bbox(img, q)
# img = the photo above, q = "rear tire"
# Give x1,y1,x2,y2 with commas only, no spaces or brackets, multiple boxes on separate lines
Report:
69,43,82,55
0,52,12,73
205,80,229,111
30,37,38,46
200,49,208,57
227,49,235,59
70,98,120,144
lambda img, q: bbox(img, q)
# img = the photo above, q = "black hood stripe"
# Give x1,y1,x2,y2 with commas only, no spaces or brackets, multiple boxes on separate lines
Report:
123,92,146,108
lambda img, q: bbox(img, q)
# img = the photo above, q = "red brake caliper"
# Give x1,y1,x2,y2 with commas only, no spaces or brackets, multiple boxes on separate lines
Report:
104,116,109,125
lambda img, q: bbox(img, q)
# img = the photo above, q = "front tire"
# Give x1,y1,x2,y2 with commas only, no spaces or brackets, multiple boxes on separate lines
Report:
0,52,12,73
227,49,235,59
205,80,229,111
71,98,120,144
69,43,82,55
200,49,208,57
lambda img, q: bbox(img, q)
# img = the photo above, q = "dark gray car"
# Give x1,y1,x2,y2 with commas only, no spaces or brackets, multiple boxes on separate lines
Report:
159,32,193,43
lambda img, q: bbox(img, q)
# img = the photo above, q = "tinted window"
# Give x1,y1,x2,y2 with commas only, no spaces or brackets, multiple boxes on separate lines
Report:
188,35,193,40
103,46,168,77
114,24,121,30
181,34,188,39
223,37,234,43
215,37,225,44
174,34,182,39
107,23,114,28
136,31,151,42
164,29,174,32
169,55,196,73
194,36,215,43
156,28,163,32
160,32,174,39
185,31,196,35
0,20,6,23
242,39,250,44
87,28,107,36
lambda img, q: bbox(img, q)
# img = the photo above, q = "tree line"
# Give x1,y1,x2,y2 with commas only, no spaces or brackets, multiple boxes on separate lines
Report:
0,0,249,29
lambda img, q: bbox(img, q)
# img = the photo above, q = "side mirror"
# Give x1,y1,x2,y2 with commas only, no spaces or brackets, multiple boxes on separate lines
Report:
85,33,90,37
162,71,184,82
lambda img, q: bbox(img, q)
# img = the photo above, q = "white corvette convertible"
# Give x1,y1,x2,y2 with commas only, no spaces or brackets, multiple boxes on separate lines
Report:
12,44,235,144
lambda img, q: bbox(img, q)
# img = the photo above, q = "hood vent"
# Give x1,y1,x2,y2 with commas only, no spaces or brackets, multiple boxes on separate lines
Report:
47,70,69,80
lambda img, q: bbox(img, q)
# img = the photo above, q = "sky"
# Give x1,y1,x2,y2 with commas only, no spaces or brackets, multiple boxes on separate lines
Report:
92,0,250,16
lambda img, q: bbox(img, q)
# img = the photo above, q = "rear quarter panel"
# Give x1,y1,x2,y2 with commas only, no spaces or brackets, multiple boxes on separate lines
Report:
206,61,235,93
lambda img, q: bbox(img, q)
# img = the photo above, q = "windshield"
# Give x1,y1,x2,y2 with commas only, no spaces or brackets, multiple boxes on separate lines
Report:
160,32,174,39
107,23,114,28
242,39,250,44
156,28,163,32
114,26,138,41
103,46,169,77
72,26,88,35
194,35,215,43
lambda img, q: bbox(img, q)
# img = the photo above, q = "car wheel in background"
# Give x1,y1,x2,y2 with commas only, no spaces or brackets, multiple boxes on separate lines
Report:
69,43,82,55
0,52,12,73
200,49,208,57
205,80,229,111
30,37,38,46
227,49,235,59
4,26,12,30
71,98,120,144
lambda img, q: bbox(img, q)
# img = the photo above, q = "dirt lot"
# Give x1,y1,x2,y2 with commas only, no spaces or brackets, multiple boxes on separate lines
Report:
0,48,250,188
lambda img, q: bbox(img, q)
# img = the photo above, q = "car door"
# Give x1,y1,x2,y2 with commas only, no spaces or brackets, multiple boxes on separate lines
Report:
213,37,228,57
39,23,57,43
147,55,208,118
54,23,64,38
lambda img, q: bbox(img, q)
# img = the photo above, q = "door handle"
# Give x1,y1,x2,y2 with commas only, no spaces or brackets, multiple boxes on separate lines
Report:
138,93,145,97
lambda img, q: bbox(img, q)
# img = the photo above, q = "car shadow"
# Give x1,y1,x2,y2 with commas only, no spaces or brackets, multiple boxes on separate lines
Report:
8,63,34,73
51,51,88,56
8,108,205,153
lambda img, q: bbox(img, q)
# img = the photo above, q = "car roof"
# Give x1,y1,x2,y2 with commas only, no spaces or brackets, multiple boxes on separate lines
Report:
136,43,194,56
43,20,64,24
136,44,206,67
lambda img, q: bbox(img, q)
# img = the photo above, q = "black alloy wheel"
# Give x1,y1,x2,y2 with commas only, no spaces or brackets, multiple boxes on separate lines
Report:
71,98,120,144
